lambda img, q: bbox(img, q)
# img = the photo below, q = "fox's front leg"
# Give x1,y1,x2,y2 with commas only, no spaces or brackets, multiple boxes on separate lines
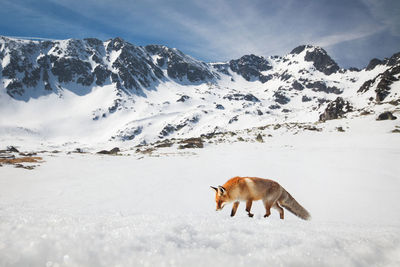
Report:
231,201,239,217
246,200,254,217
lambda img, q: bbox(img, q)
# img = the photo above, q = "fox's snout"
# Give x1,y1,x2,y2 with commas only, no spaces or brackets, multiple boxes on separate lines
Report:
216,201,225,211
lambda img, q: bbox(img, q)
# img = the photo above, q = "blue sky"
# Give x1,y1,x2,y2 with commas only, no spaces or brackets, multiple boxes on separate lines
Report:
1,0,399,68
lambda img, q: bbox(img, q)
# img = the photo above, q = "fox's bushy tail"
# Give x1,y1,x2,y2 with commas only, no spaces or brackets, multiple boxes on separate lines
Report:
279,188,311,220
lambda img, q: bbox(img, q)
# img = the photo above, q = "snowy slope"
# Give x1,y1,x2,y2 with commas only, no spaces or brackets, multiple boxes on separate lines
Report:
0,36,399,150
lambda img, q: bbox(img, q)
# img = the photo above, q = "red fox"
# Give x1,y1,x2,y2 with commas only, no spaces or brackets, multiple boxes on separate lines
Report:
211,176,311,220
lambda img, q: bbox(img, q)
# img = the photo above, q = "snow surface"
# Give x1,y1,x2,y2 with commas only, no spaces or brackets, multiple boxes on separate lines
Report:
1,130,400,267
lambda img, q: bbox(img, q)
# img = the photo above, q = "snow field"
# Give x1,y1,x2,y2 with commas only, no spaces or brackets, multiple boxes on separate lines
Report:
1,131,400,266
1,213,399,267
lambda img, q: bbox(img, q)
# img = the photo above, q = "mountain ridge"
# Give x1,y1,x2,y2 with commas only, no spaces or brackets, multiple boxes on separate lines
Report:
0,35,399,148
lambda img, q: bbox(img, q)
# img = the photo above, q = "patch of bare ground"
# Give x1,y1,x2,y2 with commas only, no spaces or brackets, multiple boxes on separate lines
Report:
0,156,43,170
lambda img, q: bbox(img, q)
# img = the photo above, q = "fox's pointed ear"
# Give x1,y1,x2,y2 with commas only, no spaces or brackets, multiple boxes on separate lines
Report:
218,185,226,195
210,186,218,192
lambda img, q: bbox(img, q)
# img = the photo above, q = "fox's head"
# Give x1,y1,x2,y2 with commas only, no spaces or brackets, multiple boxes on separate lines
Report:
210,185,229,211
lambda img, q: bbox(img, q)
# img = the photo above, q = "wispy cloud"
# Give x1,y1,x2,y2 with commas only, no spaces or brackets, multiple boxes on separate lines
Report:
150,0,392,62
313,25,387,48
360,0,400,36
1,0,399,67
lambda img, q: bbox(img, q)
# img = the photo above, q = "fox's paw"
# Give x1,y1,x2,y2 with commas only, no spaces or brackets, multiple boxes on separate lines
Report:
248,213,254,218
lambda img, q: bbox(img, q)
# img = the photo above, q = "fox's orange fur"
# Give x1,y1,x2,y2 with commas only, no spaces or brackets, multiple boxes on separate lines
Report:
211,176,311,220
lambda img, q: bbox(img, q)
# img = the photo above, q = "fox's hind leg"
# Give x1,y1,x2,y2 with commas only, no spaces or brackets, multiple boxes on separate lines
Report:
246,200,254,217
231,201,239,217
273,202,284,219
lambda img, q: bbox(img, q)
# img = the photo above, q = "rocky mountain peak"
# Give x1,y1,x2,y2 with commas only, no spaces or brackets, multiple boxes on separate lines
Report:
304,47,339,75
289,44,314,55
366,51,400,71
366,58,383,71
106,37,127,51
289,45,340,75
229,54,272,82
145,44,218,83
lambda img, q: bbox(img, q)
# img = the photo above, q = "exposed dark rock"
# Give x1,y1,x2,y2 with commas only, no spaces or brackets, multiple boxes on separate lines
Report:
229,54,272,83
348,67,360,72
6,80,24,96
259,74,273,83
375,65,400,102
18,152,37,157
216,104,225,110
306,81,341,94
0,153,15,159
336,126,345,132
108,99,121,114
229,115,239,124
318,98,330,105
177,95,190,102
273,91,290,105
109,147,120,154
22,67,41,87
269,104,281,110
376,111,397,121
93,65,111,85
120,127,143,141
97,147,120,155
111,44,161,90
366,58,383,71
74,148,84,153
358,64,400,102
319,97,353,121
106,37,125,51
358,79,374,93
178,138,203,149
84,37,103,48
360,110,372,116
7,146,19,153
290,45,308,55
14,164,37,170
135,147,155,154
212,63,230,75
256,133,263,143
223,93,260,102
160,124,178,137
304,47,340,75
387,52,400,66
273,124,281,130
292,80,304,90
51,57,94,85
145,44,215,83
280,71,292,81
302,95,312,102
156,142,173,148
303,125,322,132
159,116,199,137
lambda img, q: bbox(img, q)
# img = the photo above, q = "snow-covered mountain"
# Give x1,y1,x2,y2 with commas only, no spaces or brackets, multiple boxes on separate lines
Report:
0,36,399,148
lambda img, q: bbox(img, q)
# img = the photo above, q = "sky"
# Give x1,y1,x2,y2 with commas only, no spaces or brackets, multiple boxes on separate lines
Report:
1,0,399,68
